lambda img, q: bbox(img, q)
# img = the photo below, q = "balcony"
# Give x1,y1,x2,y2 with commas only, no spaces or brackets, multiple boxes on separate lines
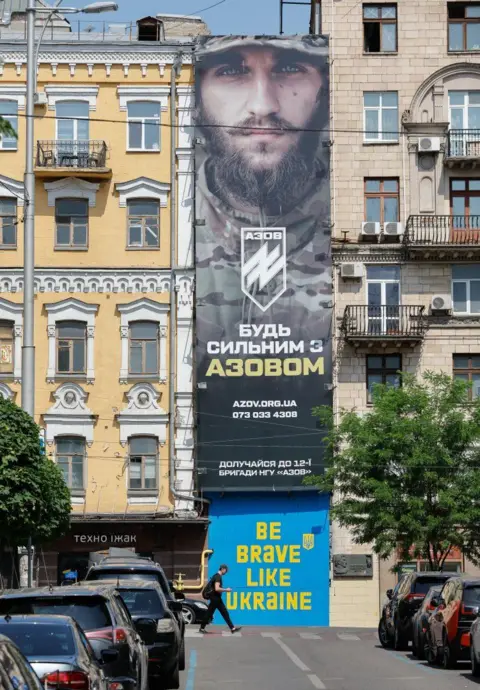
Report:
445,130,480,167
341,305,427,346
405,215,480,258
35,140,111,179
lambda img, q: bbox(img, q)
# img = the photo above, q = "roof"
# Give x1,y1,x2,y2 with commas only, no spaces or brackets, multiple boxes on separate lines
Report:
92,561,163,571
413,571,453,578
0,585,117,598
79,579,162,591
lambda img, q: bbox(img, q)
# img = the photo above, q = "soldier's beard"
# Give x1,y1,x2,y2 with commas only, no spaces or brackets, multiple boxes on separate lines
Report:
200,112,318,216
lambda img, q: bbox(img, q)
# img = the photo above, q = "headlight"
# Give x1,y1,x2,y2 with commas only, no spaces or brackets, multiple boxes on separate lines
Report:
195,602,208,610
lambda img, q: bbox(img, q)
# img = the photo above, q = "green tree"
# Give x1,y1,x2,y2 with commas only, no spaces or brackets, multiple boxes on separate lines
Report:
0,117,17,142
0,397,71,549
306,372,480,570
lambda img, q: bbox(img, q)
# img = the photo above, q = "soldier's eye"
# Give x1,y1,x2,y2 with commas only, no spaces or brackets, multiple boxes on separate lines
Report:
215,65,249,77
274,63,306,74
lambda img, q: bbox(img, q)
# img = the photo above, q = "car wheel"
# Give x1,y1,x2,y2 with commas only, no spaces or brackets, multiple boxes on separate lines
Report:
442,636,457,670
179,637,186,672
182,605,196,626
425,633,437,665
416,631,425,661
162,663,180,690
411,635,418,658
378,618,392,648
471,640,480,677
394,621,408,651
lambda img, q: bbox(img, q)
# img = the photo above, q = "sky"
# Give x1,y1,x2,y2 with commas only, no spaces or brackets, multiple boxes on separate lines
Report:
64,0,311,36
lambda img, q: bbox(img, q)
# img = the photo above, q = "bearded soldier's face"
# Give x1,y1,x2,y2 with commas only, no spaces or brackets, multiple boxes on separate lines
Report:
199,47,323,174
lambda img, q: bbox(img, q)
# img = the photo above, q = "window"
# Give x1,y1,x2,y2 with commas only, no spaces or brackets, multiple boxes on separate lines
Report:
0,321,14,374
363,4,397,53
0,101,18,150
129,321,158,375
129,436,157,490
55,199,88,248
366,354,401,402
127,102,160,151
450,179,480,228
0,199,16,247
365,178,399,223
367,265,400,333
127,199,160,248
56,101,89,163
56,437,85,490
56,321,86,374
448,2,480,51
453,354,480,400
364,92,398,142
452,265,480,313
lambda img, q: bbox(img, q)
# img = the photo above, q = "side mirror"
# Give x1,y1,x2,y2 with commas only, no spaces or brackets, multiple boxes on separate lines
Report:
101,649,119,664
430,597,439,608
134,617,157,645
386,589,393,600
168,600,183,613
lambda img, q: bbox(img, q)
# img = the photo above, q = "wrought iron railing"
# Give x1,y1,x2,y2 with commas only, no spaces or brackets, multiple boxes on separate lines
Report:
405,215,480,245
447,129,480,157
36,140,108,169
342,305,427,338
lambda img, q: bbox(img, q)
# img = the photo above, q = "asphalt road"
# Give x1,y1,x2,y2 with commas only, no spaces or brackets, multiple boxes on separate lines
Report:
180,626,480,690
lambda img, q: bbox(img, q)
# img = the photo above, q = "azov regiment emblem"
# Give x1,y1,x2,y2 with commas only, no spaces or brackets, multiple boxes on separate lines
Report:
241,228,287,312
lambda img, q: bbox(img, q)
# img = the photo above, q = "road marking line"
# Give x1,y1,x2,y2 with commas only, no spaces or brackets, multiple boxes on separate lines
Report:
222,631,242,637
272,636,311,672
261,632,281,638
307,674,326,689
299,633,322,640
186,649,197,690
337,633,360,640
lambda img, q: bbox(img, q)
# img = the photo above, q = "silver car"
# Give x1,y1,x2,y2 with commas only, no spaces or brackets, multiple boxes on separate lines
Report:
0,614,117,690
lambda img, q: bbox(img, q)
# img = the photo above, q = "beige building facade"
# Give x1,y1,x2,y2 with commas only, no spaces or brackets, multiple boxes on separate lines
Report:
324,0,480,626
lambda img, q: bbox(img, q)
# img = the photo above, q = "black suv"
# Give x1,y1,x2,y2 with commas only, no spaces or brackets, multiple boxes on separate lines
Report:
85,554,186,669
0,634,42,690
0,585,148,690
378,571,453,650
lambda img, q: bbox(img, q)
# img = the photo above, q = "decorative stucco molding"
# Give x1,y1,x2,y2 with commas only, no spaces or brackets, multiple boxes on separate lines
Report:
117,298,169,384
115,177,170,208
0,298,23,382
117,86,170,112
45,298,99,383
0,51,193,67
44,178,100,208
117,382,168,446
0,85,26,109
0,382,14,400
0,175,25,206
44,85,99,111
43,382,95,446
410,63,480,120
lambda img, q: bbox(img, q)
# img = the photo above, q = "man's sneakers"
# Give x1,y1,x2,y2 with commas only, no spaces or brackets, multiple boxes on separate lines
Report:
231,626,242,634
199,628,208,634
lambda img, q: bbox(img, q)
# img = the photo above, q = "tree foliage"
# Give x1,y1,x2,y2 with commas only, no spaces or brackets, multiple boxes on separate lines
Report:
0,397,71,547
306,372,480,570
0,117,17,141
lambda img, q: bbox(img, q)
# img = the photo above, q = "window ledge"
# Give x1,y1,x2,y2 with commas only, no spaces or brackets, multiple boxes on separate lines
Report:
54,246,89,252
0,148,18,152
126,149,161,154
127,489,158,497
448,51,480,56
126,246,160,251
70,488,86,498
0,245,17,250
0,373,15,379
363,141,400,146
47,374,93,384
363,52,398,57
124,374,160,380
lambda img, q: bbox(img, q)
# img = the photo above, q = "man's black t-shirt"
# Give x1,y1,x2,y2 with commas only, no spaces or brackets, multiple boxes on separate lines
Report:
211,572,223,598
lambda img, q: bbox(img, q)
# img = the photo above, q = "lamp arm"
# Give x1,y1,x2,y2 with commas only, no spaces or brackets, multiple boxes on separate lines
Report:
33,0,64,93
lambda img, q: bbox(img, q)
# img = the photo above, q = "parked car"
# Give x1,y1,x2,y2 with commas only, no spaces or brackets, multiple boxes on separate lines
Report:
181,598,209,626
84,580,181,690
427,575,480,669
411,586,443,659
0,633,43,690
469,609,480,676
85,554,187,669
0,614,116,690
378,571,453,650
0,585,148,690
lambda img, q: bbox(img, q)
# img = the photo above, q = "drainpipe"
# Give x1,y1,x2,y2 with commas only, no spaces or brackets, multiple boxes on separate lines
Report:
168,53,209,514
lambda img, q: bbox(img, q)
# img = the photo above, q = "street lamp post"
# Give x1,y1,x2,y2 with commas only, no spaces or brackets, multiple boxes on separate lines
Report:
22,0,117,588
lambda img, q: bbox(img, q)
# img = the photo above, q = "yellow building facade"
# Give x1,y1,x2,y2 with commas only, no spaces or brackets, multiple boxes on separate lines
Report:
0,18,207,584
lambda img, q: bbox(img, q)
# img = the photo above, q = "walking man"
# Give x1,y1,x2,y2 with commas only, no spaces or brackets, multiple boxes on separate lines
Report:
200,564,242,634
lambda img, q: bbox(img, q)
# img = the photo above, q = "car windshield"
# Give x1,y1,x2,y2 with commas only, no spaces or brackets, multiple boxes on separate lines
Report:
464,586,480,606
118,589,165,617
0,597,111,632
0,623,75,657
413,578,449,595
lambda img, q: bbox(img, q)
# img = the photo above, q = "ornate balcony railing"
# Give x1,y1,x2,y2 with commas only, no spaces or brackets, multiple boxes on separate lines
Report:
36,140,108,169
405,215,480,246
447,129,480,158
342,305,427,340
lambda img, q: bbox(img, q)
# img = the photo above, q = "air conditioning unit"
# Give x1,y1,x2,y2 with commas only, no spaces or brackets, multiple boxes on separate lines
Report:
340,263,363,279
383,222,404,236
34,92,47,106
361,221,381,237
431,294,452,313
418,137,441,153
